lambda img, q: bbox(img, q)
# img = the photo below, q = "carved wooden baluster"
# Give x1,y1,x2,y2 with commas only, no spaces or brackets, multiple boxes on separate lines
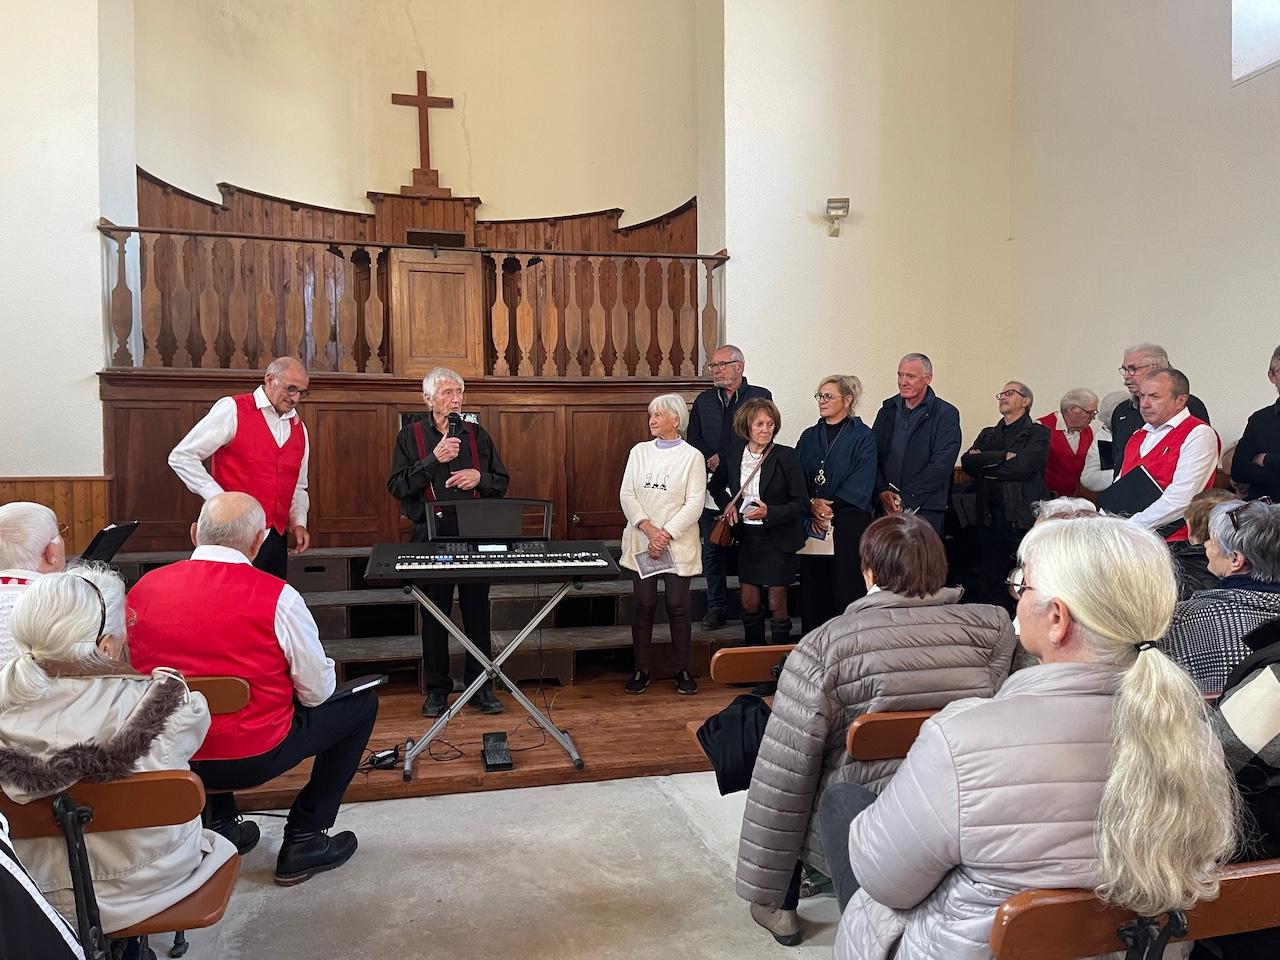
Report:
677,260,696,376
107,231,134,366
139,234,163,366
284,242,306,360
513,255,537,376
195,237,219,367
313,246,333,370
169,236,193,367
655,257,675,376
552,257,570,376
363,248,386,374
587,256,607,378
564,258,585,377
607,257,626,377
256,243,279,367
536,256,558,376
335,245,359,372
488,254,511,376
227,239,250,367
632,257,652,376
701,260,719,372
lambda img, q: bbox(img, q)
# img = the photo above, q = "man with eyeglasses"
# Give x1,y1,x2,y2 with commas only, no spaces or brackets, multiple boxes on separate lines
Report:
1037,387,1101,497
169,356,312,578
1230,344,1280,502
0,502,66,665
687,344,772,630
1110,343,1210,479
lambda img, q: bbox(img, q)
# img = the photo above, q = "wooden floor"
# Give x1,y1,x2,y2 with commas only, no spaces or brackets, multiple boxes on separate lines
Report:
236,667,741,811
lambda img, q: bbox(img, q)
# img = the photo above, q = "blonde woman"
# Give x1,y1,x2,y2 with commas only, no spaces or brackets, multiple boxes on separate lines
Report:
823,516,1238,959
619,394,707,695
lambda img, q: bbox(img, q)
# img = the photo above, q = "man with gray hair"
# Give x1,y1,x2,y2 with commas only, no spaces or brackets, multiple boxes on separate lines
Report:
1036,387,1100,497
0,502,66,664
1230,344,1280,501
128,492,376,884
168,356,313,577
1110,343,1210,478
388,367,510,717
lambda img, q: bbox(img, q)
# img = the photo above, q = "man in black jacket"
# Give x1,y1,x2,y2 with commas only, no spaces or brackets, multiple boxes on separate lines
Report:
960,381,1050,611
687,344,772,629
387,366,510,718
1231,344,1280,501
871,353,961,536
1111,342,1210,477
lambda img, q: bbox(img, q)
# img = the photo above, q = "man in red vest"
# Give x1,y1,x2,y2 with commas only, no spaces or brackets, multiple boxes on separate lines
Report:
168,357,312,579
1037,388,1100,498
128,492,377,886
1119,368,1220,542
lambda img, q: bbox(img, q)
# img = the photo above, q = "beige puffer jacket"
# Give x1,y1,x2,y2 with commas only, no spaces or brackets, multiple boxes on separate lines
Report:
735,588,1016,906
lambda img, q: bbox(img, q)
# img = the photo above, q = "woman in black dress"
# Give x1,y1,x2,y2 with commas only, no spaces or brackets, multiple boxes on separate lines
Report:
710,398,809,647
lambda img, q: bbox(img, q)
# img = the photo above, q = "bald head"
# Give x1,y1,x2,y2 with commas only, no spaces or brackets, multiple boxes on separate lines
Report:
263,356,309,416
192,492,269,559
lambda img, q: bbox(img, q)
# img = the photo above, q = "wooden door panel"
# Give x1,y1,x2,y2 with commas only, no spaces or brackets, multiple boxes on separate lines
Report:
307,405,390,545
566,407,647,540
389,250,483,379
110,402,205,550
493,407,566,538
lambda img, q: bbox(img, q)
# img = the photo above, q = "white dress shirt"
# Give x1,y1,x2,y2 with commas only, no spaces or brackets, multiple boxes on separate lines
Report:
190,545,335,706
168,386,310,527
1079,432,1112,492
1127,408,1220,531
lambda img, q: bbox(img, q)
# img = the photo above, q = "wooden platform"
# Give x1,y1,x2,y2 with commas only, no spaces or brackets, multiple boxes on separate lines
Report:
235,667,739,811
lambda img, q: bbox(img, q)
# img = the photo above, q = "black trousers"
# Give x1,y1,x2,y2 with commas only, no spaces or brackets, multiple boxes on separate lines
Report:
799,506,871,635
421,581,493,695
195,691,377,834
253,527,289,580
631,573,692,674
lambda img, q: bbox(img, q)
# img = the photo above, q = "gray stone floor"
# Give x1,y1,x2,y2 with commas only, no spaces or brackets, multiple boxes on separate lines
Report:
151,772,839,959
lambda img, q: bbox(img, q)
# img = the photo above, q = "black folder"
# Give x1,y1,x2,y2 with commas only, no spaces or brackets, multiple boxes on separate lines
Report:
1096,466,1162,517
1096,439,1114,473
80,521,141,563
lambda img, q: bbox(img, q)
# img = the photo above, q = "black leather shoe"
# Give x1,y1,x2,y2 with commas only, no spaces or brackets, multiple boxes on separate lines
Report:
473,688,504,714
421,691,448,717
274,830,358,886
702,608,727,630
210,816,260,856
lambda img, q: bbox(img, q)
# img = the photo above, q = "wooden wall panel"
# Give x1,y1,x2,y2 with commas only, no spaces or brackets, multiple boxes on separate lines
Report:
108,401,207,550
306,405,394,546
0,478,113,555
493,407,566,538
389,250,485,378
564,407,649,540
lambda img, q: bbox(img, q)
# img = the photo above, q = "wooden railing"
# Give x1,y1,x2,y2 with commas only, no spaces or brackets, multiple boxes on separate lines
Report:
99,224,726,379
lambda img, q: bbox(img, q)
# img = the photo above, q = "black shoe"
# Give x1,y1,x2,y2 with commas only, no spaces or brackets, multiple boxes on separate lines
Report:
473,688,504,714
421,691,448,717
624,670,650,694
750,680,777,696
274,829,358,886
675,669,699,695
210,815,260,856
702,608,726,630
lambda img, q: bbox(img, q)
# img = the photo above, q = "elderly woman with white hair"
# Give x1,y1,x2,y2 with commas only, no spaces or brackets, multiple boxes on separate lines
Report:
1037,387,1100,498
619,393,707,695
0,564,236,939
0,502,67,665
823,517,1238,959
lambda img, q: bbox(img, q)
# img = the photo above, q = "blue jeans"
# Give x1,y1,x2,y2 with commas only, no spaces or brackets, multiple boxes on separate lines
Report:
698,508,727,612
817,781,878,911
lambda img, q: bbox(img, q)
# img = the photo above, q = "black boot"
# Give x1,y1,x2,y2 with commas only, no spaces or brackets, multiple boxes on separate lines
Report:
472,684,504,714
274,828,358,886
770,617,793,646
210,815,260,856
742,610,766,647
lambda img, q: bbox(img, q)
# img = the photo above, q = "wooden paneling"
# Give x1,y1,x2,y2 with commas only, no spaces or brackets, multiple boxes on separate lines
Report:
493,407,566,538
389,250,484,378
565,407,649,540
0,478,113,555
108,401,207,551
306,405,395,545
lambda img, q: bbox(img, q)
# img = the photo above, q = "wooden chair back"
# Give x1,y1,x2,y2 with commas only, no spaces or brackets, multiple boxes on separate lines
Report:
186,675,251,715
0,770,206,839
845,710,936,761
707,644,794,684
989,858,1280,959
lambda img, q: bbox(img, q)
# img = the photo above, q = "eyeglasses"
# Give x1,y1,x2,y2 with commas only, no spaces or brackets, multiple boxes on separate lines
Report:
996,389,1028,399
1227,496,1275,532
57,522,71,542
1119,362,1156,376
1073,407,1100,419
706,360,742,372
284,385,311,399
1005,565,1036,600
813,392,840,402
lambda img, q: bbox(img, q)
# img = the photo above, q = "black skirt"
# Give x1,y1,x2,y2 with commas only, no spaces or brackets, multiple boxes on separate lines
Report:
737,523,799,587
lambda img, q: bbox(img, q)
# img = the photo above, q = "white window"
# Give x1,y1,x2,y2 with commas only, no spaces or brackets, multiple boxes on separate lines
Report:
1233,0,1280,83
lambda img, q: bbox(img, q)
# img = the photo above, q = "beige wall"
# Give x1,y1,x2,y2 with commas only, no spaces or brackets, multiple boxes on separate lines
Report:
134,0,697,224
1011,0,1280,446
721,0,1015,446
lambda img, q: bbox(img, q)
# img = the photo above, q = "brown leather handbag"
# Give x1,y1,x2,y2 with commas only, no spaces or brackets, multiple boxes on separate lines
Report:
710,446,772,547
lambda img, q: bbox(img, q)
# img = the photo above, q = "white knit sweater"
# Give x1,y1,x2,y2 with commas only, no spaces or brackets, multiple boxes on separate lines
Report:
618,439,707,576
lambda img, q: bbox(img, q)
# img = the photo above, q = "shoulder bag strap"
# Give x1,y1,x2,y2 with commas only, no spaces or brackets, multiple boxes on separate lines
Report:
724,444,773,511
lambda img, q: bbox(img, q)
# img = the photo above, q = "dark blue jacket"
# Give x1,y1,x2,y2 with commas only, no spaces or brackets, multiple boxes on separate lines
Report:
870,388,962,515
687,379,773,463
794,416,877,513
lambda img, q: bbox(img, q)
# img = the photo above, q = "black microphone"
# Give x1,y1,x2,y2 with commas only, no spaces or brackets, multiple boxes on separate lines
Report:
447,412,464,438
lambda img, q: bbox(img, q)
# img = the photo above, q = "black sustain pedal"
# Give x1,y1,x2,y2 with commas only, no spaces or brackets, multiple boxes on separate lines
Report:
482,731,514,772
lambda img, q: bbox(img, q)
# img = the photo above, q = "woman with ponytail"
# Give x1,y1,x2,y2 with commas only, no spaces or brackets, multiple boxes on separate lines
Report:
0,564,235,939
825,517,1238,960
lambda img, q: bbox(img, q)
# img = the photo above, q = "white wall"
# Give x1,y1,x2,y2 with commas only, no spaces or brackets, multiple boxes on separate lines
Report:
134,0,697,225
0,1,111,476
1011,0,1280,447
721,0,1015,446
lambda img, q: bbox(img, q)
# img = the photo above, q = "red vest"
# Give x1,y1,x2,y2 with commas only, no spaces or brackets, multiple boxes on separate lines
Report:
1037,412,1093,498
1119,414,1218,542
209,394,305,534
128,559,294,760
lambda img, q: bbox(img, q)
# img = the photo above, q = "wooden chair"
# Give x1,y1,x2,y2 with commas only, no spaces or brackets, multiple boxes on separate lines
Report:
844,710,937,761
0,770,240,960
186,676,250,715
707,643,794,684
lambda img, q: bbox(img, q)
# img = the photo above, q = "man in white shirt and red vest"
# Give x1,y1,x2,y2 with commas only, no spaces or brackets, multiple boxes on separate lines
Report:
1119,368,1220,541
168,356,312,579
127,492,377,886
0,502,66,666
1037,388,1100,498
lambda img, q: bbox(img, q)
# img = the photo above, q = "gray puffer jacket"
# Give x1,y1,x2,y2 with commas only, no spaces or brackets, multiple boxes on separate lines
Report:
735,588,1016,906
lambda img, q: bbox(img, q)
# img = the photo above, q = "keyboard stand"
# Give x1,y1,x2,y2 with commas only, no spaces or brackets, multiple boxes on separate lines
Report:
400,580,585,781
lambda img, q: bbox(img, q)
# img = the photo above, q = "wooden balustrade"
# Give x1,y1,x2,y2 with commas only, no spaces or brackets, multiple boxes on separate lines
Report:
100,225,726,379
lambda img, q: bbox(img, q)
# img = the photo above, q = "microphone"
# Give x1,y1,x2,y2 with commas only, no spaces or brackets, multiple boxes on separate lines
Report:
447,412,464,438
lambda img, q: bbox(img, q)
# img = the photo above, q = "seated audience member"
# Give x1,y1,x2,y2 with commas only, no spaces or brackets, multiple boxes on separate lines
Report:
0,565,236,935
0,811,85,960
1080,389,1131,491
1163,499,1280,694
127,492,377,885
1032,497,1098,522
0,502,66,665
1170,488,1238,600
820,517,1237,958
736,515,1016,946
1231,344,1280,502
1037,388,1100,498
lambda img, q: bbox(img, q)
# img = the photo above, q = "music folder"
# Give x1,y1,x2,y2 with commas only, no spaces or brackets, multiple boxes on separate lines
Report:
80,521,141,562
1096,466,1162,517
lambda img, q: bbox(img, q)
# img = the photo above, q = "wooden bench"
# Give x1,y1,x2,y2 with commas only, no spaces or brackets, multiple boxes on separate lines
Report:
707,643,794,684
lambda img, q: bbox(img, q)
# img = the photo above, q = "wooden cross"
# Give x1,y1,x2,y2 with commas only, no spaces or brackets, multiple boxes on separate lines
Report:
392,70,454,173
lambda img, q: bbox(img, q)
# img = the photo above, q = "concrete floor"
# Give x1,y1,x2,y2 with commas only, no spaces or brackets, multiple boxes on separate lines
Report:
151,772,840,959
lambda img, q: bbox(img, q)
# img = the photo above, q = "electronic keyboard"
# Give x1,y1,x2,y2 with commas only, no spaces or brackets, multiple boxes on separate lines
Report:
364,540,620,583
